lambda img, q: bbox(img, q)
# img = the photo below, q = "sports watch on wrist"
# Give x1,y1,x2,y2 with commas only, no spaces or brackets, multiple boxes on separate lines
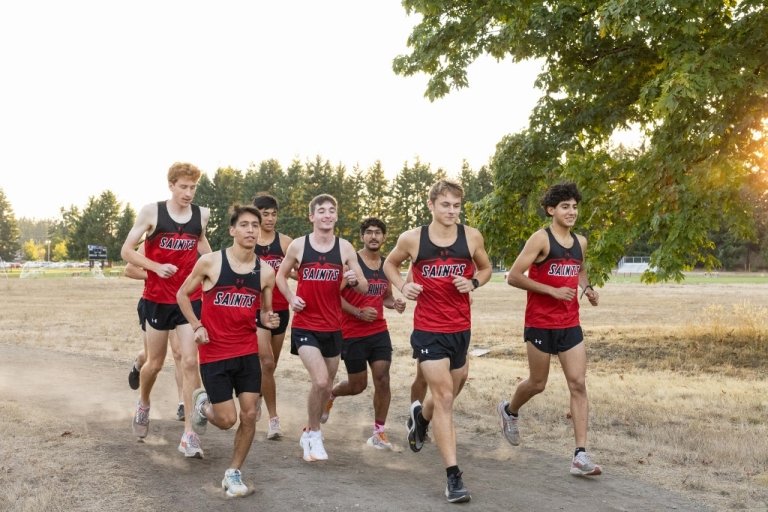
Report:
471,278,480,290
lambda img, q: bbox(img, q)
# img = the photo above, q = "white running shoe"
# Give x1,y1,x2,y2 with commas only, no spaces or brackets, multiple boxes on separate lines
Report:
366,431,393,450
497,400,520,446
132,402,150,439
191,388,209,435
221,468,249,497
570,451,602,476
299,431,313,462
178,431,204,459
308,430,328,461
267,416,282,440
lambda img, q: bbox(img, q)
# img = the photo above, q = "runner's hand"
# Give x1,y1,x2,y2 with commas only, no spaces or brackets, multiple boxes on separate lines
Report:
452,276,474,294
156,263,178,279
194,326,209,345
261,310,281,328
343,269,359,287
400,282,423,300
290,295,306,312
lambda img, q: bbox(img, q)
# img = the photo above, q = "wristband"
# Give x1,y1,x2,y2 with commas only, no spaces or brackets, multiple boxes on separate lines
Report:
194,325,204,333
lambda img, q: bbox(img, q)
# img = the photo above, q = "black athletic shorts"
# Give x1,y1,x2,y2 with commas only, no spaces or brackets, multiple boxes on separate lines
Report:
256,309,290,335
524,326,583,354
342,330,392,374
143,299,201,331
200,354,262,404
137,298,146,331
290,328,342,358
411,329,471,370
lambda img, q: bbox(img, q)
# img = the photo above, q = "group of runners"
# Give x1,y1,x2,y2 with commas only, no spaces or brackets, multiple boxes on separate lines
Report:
121,162,601,504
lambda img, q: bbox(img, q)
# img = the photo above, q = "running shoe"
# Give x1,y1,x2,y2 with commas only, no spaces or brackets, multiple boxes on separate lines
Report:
497,400,520,446
132,402,149,438
176,402,185,421
128,361,140,390
366,431,393,450
407,400,427,453
299,431,313,462
570,451,602,476
191,388,209,435
308,430,328,461
320,398,334,424
221,468,249,497
267,417,282,440
178,431,204,459
445,472,471,503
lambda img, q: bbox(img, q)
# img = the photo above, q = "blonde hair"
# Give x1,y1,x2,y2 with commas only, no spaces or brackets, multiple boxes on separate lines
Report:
167,162,202,184
428,179,464,202
308,194,337,215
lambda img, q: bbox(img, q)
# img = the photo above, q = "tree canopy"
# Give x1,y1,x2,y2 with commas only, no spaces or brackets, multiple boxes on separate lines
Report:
0,188,21,261
394,0,768,282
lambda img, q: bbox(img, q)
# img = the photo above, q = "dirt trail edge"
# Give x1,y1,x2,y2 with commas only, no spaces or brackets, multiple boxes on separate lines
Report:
1,343,709,512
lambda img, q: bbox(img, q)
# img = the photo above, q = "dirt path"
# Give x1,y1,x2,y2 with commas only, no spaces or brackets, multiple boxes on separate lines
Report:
1,343,709,512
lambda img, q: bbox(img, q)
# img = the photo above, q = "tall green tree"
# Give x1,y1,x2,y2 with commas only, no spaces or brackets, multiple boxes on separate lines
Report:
458,161,495,223
275,159,309,238
338,165,366,242
115,205,136,256
362,160,393,225
389,159,438,236
206,167,245,251
0,188,21,261
17,218,50,244
67,191,122,260
394,1,768,282
243,159,284,203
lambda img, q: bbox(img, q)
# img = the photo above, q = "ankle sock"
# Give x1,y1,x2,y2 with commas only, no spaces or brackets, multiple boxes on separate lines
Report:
446,465,460,478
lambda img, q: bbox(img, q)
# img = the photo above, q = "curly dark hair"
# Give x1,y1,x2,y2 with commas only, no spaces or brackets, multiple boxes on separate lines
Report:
541,182,581,216
359,217,386,235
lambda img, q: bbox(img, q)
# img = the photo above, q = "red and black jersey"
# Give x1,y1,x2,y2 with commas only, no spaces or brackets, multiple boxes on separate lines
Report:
292,236,343,332
412,224,474,333
255,232,289,311
199,250,261,364
341,254,388,338
525,227,583,329
143,202,203,304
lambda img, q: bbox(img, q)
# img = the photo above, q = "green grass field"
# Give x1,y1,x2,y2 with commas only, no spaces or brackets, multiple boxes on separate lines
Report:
490,270,768,285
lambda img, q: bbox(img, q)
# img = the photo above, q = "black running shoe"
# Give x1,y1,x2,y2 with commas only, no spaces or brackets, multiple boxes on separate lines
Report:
407,401,426,452
445,472,471,503
128,362,140,390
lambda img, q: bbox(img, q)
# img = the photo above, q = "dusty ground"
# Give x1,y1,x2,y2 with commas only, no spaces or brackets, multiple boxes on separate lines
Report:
0,343,707,512
2,275,766,511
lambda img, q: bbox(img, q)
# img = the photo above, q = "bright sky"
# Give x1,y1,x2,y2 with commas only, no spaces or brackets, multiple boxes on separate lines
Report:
0,1,542,220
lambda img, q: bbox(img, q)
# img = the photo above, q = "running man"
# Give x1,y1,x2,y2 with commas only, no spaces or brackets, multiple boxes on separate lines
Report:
383,179,492,504
321,217,406,449
275,194,368,462
497,182,602,476
125,244,185,421
252,193,294,440
120,162,211,458
178,205,280,497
